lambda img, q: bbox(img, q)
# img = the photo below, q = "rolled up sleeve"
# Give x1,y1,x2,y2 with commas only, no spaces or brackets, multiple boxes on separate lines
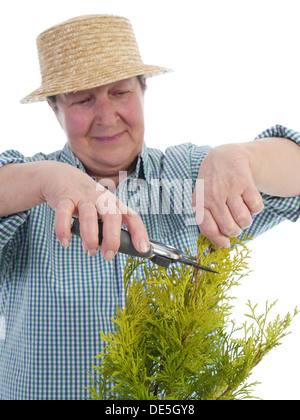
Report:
245,125,300,238
0,149,48,262
255,124,300,146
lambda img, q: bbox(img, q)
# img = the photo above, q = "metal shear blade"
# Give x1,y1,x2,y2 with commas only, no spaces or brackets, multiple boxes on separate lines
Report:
149,239,218,273
70,218,217,273
176,255,218,273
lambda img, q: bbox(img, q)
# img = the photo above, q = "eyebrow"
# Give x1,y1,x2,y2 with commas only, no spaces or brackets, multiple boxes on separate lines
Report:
61,78,138,102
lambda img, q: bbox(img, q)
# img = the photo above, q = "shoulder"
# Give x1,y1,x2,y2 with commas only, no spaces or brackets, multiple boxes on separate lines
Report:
0,148,64,167
146,143,212,179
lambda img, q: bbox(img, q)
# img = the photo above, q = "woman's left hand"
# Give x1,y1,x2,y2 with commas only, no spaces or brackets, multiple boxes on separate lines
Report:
192,143,264,248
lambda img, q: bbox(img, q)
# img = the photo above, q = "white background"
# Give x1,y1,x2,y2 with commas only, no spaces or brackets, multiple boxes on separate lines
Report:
1,0,299,400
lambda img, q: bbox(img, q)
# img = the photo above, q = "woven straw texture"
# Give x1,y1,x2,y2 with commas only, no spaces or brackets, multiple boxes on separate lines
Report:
21,15,171,103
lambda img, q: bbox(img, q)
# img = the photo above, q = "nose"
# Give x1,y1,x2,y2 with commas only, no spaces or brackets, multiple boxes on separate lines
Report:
93,96,119,127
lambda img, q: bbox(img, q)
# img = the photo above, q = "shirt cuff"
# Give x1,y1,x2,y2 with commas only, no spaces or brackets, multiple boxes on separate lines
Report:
255,124,300,146
253,124,300,225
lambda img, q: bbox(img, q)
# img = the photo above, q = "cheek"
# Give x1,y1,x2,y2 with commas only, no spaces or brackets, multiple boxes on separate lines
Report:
64,114,92,145
124,98,145,135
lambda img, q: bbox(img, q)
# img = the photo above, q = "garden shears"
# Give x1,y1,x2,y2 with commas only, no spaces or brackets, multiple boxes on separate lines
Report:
71,218,218,273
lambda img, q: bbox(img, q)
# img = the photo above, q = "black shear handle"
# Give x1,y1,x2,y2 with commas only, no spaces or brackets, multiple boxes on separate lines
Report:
71,218,152,259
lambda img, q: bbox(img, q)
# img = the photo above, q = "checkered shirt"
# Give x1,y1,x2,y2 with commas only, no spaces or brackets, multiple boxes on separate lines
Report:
0,125,299,399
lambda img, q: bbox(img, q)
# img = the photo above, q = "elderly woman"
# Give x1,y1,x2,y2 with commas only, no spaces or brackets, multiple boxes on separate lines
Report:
0,15,299,400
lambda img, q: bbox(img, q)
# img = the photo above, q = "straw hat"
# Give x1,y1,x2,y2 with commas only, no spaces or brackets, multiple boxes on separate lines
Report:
21,14,171,104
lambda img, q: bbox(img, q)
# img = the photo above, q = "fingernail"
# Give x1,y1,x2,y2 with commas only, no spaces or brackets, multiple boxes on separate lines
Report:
223,240,231,248
61,237,69,248
139,239,150,253
104,250,115,261
88,249,98,257
82,242,88,254
252,211,262,216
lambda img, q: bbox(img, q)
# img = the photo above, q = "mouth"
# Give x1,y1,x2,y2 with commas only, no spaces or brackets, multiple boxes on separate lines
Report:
91,131,125,144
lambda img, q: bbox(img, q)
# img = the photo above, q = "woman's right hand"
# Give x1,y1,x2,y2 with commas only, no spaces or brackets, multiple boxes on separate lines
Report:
40,161,150,260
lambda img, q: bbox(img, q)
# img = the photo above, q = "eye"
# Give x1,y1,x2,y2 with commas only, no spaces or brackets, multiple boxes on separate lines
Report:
78,99,90,104
115,90,130,97
72,97,91,105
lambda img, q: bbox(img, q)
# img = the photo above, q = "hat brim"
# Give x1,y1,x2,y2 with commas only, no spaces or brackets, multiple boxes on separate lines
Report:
20,65,172,104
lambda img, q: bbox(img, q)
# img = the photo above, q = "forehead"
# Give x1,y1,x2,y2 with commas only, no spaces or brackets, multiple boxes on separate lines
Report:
60,77,139,100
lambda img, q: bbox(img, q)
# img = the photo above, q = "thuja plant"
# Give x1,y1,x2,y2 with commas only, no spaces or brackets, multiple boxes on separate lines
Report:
87,234,298,400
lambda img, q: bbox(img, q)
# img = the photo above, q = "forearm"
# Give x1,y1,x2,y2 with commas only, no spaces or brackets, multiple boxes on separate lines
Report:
241,137,300,197
194,135,300,248
0,161,47,217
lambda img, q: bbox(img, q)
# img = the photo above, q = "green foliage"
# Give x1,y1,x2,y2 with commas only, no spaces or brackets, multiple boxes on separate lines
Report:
87,235,298,400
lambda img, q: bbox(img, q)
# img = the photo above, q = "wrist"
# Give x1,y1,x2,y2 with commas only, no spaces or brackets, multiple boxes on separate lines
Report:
239,137,300,196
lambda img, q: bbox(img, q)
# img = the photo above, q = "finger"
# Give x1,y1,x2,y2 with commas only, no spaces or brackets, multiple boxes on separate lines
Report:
226,195,253,230
54,197,76,247
242,186,264,215
197,208,231,248
95,188,119,216
100,212,123,260
95,192,122,260
77,200,99,256
96,191,150,258
208,200,243,238
122,209,150,254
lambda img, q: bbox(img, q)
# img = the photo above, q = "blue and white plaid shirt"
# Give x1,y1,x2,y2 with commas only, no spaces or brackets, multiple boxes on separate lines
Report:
0,125,299,400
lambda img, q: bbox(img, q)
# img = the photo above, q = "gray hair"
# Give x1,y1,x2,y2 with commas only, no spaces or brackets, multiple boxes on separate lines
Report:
47,75,147,110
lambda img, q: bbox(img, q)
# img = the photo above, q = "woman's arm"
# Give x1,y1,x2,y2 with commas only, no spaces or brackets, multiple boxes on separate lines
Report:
242,137,300,197
193,137,300,248
0,161,150,259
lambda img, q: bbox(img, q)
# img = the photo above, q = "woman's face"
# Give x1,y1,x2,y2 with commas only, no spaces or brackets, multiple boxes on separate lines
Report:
52,77,145,182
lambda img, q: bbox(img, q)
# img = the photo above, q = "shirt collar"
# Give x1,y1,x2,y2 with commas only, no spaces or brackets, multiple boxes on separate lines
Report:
61,143,87,172
60,142,151,181
128,142,150,181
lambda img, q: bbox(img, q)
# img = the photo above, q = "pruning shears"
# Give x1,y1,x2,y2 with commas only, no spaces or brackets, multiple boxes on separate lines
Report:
71,218,218,273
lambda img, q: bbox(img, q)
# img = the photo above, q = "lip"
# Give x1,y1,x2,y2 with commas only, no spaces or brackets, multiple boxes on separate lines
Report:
91,131,125,144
